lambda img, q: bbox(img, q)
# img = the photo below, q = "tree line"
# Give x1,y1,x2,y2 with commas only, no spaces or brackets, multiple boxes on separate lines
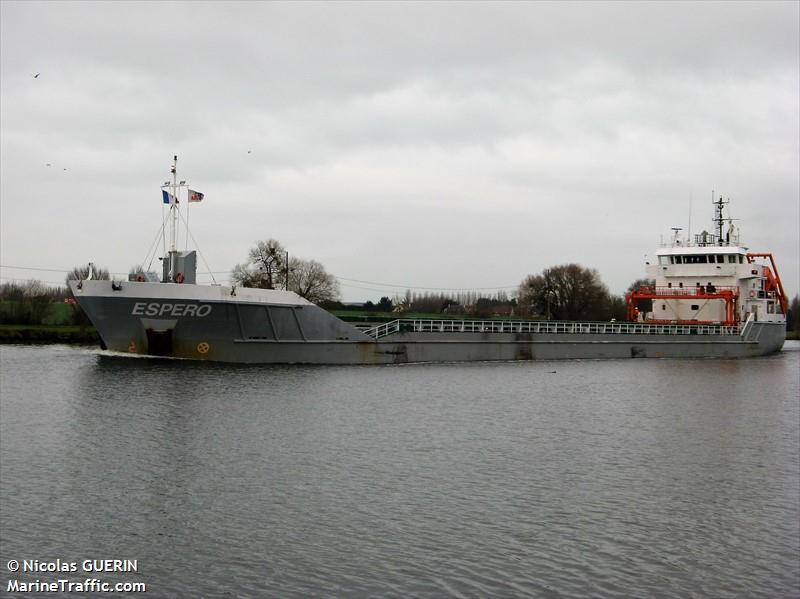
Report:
232,241,800,334
229,241,629,320
0,265,111,326
2,249,799,337
325,291,519,317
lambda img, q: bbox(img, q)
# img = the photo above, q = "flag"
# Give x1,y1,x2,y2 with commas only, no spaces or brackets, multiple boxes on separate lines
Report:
188,189,204,203
162,189,177,204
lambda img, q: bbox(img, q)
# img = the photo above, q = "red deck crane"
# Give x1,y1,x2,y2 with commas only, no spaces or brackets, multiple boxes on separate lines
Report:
747,252,788,314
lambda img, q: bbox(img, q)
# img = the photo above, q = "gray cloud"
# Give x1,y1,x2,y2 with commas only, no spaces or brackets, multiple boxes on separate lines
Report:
2,1,797,300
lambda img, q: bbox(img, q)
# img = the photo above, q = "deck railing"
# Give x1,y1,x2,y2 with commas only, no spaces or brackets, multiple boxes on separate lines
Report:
638,285,739,296
362,319,741,340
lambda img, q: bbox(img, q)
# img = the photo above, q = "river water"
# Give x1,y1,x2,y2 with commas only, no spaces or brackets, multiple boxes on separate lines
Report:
1,343,798,598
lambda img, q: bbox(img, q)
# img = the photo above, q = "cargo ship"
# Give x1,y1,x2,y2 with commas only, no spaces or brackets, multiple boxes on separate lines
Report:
69,158,787,363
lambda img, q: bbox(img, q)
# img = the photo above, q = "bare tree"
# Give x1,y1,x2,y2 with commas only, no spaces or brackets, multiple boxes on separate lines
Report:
410,292,450,314
284,258,340,304
231,239,286,289
231,241,339,304
518,264,612,320
0,280,60,325
376,296,393,312
128,265,159,282
231,262,267,288
65,263,110,283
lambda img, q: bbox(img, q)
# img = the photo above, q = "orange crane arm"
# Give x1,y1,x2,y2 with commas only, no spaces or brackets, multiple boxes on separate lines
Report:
747,253,788,313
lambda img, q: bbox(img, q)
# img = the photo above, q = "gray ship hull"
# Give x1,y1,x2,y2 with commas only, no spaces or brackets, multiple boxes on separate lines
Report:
70,281,785,364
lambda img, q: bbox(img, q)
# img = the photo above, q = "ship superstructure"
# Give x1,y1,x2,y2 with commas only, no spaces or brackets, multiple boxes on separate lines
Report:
626,196,787,328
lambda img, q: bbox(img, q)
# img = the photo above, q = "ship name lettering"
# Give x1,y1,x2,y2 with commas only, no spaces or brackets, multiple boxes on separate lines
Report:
131,302,212,317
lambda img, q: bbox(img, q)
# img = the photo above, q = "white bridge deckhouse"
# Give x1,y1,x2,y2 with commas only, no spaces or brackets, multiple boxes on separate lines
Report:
626,196,787,326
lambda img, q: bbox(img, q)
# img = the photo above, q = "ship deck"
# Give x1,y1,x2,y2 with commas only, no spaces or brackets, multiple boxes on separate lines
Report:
361,319,742,340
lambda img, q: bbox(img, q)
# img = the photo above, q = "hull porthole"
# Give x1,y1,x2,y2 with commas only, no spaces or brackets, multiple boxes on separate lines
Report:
197,342,210,354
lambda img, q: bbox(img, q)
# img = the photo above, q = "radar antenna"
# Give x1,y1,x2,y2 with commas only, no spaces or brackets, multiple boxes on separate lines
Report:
713,195,729,244
712,194,738,246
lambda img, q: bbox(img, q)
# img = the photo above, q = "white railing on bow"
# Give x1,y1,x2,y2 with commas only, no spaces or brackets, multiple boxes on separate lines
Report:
361,319,742,340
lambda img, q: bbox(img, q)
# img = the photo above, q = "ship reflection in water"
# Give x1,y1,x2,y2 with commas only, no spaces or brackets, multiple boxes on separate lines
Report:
1,343,798,597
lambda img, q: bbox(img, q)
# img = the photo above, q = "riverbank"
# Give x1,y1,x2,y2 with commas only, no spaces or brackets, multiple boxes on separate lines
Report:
0,325,100,344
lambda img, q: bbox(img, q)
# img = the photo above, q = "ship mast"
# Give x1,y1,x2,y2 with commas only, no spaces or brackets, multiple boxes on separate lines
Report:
713,194,728,245
164,155,187,282
170,155,178,258
711,194,738,246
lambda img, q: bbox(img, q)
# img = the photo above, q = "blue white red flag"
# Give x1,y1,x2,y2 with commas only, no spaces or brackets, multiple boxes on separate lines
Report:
188,189,204,203
162,190,177,204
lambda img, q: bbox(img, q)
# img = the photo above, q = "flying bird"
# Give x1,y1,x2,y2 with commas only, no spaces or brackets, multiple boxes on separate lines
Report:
33,73,40,78
46,163,52,167
247,150,252,154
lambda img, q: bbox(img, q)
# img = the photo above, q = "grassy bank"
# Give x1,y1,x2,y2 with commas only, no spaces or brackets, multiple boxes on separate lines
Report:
0,325,100,344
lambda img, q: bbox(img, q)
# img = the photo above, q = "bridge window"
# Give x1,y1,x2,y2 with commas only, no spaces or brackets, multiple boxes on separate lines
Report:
739,255,744,263
727,255,736,263
716,255,724,263
683,255,710,264
659,256,670,265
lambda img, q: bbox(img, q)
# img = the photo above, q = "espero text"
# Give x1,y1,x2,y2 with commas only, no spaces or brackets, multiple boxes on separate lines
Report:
131,302,212,317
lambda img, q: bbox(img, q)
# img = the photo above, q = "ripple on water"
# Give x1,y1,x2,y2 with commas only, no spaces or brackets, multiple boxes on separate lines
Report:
0,344,798,597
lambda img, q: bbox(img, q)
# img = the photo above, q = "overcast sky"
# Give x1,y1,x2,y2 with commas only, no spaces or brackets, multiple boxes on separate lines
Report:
2,1,798,302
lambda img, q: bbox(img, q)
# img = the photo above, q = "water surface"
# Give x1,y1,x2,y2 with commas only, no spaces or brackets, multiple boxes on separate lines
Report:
2,343,798,597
